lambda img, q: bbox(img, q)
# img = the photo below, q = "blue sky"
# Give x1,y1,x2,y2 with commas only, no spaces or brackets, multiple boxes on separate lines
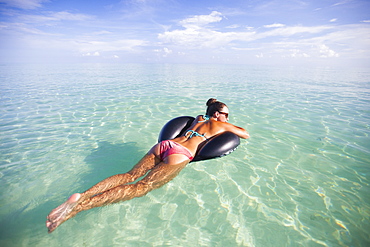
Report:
0,0,369,66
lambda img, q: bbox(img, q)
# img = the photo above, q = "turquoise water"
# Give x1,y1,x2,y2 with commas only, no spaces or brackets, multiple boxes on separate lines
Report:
0,63,369,246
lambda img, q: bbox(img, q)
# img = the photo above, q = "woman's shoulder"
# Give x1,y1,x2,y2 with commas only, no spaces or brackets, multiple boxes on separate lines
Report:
195,115,206,121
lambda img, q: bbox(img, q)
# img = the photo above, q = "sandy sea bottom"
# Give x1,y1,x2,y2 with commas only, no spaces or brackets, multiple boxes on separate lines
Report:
0,63,369,246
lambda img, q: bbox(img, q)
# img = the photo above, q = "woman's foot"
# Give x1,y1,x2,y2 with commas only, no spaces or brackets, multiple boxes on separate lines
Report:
46,193,81,233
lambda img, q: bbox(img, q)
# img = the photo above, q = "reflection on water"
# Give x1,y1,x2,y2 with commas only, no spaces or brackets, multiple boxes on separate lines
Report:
0,64,369,246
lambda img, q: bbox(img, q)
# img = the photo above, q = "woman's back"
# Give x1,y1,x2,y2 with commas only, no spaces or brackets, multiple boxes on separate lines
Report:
172,115,247,156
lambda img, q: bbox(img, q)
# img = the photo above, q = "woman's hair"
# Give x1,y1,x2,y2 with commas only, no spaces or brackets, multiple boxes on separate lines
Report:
206,98,227,116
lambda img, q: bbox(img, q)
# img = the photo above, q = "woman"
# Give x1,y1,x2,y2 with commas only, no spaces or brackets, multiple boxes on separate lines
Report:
46,98,249,233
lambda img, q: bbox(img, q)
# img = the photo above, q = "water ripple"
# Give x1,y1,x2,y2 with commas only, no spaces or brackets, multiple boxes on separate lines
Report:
1,64,369,246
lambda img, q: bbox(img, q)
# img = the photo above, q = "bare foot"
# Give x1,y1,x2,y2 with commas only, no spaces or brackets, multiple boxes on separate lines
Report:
46,193,81,233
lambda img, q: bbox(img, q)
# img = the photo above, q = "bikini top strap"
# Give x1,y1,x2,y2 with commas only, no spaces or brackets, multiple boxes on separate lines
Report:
198,115,210,123
185,130,208,140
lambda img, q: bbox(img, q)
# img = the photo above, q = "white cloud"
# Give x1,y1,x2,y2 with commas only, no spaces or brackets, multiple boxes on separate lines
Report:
255,53,263,58
299,24,370,59
158,28,256,48
90,30,112,35
1,22,51,35
2,4,368,64
154,47,173,57
264,23,286,28
82,51,100,57
319,44,339,57
226,24,240,29
51,11,92,21
231,47,261,51
332,0,352,7
159,12,336,51
289,49,310,58
0,0,47,9
19,11,93,23
9,35,148,58
159,12,257,48
163,47,172,55
77,39,148,54
179,11,223,29
156,10,370,62
259,25,332,38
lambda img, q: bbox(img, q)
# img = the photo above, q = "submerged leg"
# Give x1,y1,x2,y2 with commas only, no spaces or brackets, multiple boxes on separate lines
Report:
46,153,158,233
75,158,189,212
46,193,81,233
47,155,189,233
80,153,158,200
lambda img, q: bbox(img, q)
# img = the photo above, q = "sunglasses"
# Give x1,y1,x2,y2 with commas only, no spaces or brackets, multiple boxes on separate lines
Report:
218,111,229,118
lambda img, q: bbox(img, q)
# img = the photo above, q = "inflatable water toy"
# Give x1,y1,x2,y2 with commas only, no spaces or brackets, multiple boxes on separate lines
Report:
158,116,240,162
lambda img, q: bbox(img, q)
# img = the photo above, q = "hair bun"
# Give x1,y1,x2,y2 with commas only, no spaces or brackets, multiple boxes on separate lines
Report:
206,98,217,106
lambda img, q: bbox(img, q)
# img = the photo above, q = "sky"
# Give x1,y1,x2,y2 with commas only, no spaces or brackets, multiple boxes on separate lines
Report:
0,0,370,66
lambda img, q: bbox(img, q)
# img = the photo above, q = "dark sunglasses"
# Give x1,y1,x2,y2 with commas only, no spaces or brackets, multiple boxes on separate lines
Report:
218,111,229,118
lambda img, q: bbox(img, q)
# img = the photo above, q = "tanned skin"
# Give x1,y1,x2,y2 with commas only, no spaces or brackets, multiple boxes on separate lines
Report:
46,106,249,233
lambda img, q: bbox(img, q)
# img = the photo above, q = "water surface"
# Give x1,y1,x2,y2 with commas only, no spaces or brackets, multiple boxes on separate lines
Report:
0,63,369,246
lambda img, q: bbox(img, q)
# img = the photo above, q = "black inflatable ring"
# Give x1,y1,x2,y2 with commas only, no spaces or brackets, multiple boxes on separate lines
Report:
158,116,240,162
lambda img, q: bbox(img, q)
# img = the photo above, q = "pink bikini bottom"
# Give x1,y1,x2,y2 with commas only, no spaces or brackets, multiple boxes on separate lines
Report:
159,140,193,161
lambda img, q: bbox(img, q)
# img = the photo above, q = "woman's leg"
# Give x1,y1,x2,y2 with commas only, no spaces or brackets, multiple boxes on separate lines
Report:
46,154,189,233
75,156,189,212
80,152,159,200
46,146,161,233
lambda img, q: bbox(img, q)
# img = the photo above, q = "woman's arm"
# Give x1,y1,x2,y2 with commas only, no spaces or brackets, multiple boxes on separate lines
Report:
224,122,250,139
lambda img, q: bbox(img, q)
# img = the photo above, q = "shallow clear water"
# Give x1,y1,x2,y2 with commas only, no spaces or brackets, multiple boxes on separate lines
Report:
0,63,369,246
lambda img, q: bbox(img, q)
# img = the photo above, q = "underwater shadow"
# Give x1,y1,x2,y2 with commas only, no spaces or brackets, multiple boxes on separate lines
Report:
80,141,145,189
23,141,145,239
